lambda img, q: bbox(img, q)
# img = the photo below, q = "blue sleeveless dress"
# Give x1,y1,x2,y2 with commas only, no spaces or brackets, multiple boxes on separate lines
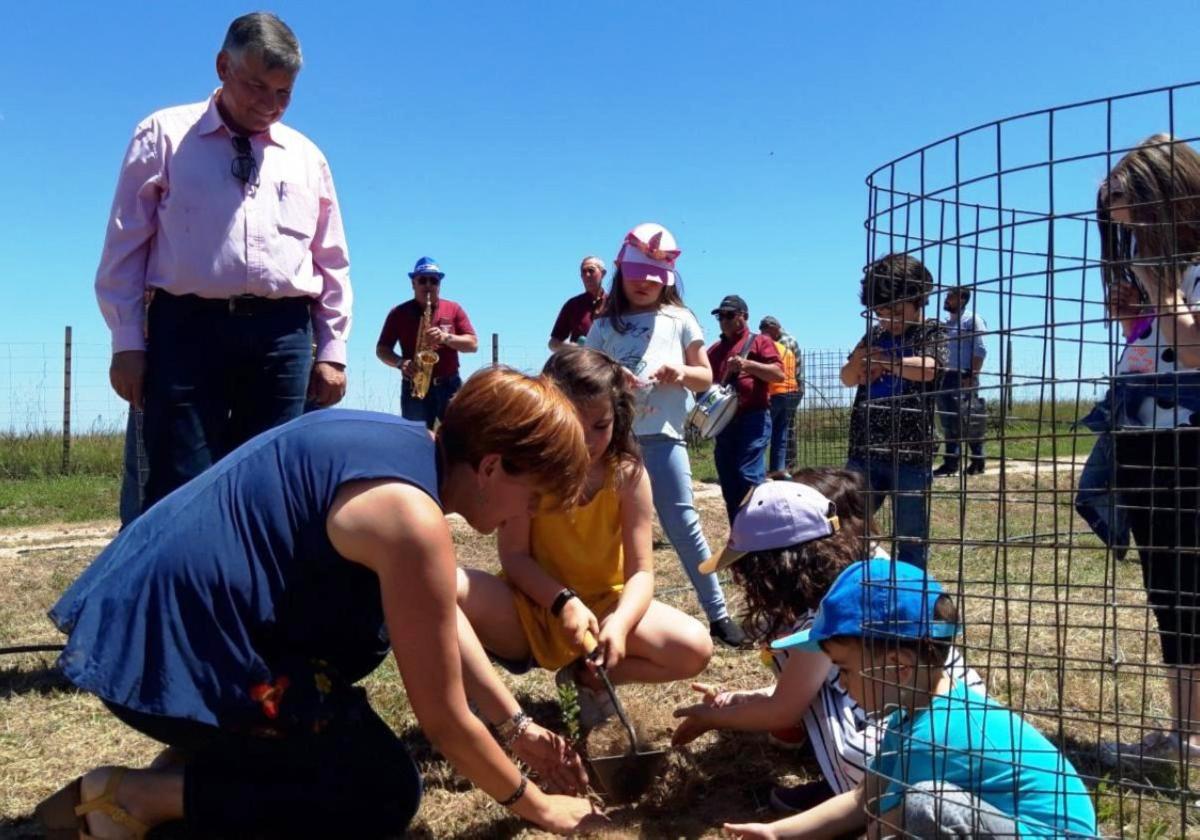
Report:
49,409,439,730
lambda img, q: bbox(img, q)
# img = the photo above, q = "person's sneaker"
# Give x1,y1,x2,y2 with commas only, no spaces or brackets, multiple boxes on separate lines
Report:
966,459,987,476
766,724,808,750
555,664,616,730
710,617,748,649
932,462,960,478
1098,729,1200,768
769,780,836,813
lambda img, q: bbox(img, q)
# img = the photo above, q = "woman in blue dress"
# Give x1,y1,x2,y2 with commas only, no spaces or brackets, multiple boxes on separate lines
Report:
37,367,603,838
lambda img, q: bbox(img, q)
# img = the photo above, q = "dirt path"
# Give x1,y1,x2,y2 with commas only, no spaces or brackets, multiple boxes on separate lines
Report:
0,520,118,562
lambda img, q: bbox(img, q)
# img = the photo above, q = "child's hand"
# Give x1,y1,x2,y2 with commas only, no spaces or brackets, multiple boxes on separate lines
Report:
509,721,589,795
650,363,684,385
596,616,629,671
559,598,600,654
671,701,719,746
723,822,778,839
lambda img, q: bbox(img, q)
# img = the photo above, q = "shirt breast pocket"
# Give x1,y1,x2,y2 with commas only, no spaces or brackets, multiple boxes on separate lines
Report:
275,182,319,242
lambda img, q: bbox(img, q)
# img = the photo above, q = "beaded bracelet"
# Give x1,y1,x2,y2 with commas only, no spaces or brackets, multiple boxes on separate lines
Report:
497,775,528,808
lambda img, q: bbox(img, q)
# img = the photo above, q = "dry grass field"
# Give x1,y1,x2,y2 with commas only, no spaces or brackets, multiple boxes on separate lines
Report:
2,468,1199,837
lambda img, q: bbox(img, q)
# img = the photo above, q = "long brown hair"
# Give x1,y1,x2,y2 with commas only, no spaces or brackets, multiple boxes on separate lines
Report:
733,469,868,644
542,346,642,482
1099,134,1200,297
438,366,590,508
601,267,688,334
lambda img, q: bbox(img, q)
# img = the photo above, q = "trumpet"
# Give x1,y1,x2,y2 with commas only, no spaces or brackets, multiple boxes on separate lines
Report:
410,291,441,400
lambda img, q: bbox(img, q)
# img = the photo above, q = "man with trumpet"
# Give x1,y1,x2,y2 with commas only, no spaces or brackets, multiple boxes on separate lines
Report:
377,257,478,429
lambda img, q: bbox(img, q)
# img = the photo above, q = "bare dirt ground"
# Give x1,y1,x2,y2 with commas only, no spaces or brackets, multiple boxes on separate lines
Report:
2,473,1195,837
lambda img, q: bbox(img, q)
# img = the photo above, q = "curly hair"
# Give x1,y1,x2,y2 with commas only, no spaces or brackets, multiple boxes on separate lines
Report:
541,345,642,482
859,253,933,309
732,469,868,644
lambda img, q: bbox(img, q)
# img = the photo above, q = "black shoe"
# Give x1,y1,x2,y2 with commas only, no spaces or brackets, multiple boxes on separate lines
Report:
966,459,987,475
710,617,747,649
932,462,960,477
769,780,836,813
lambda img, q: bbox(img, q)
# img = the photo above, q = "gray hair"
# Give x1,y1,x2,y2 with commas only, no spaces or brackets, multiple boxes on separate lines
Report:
222,12,302,74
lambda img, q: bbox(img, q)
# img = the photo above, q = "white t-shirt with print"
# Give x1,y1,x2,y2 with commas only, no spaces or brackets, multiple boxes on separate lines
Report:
585,305,705,438
1115,264,1200,429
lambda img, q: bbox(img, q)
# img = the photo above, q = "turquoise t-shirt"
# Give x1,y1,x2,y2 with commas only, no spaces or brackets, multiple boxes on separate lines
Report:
871,682,1096,838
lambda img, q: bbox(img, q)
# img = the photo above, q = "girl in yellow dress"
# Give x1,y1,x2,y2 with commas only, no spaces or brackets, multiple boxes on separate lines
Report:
456,346,713,722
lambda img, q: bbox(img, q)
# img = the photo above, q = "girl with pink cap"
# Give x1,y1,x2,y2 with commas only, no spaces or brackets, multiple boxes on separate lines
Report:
585,223,745,648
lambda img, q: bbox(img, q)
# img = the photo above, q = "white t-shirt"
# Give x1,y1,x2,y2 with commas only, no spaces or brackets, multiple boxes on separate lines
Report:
1115,264,1200,429
585,305,705,438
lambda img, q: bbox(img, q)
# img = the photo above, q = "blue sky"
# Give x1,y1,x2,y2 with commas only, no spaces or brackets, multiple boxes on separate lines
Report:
4,1,1200,428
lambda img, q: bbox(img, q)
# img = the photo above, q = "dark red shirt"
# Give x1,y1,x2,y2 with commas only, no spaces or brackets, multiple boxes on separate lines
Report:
550,291,607,343
706,328,781,413
377,298,476,378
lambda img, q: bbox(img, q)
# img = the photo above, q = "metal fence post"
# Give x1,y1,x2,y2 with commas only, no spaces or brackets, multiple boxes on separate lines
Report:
492,333,499,366
62,325,72,473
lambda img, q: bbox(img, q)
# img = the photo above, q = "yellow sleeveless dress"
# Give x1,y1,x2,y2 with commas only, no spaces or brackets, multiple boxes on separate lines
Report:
511,472,625,669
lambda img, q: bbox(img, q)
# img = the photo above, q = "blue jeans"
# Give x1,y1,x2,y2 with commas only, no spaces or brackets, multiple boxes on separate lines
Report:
936,372,983,465
846,455,931,569
401,376,462,430
640,435,729,622
714,409,771,524
142,293,313,511
769,392,801,472
118,409,147,527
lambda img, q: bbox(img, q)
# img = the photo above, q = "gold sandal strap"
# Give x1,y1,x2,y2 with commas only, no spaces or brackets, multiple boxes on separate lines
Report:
74,768,149,837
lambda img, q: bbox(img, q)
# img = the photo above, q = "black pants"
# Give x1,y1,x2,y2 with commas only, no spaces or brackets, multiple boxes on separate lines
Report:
106,690,421,838
142,292,314,511
1116,429,1200,666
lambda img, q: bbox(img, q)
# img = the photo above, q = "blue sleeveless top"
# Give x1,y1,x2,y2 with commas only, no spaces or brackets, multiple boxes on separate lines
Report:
49,410,439,729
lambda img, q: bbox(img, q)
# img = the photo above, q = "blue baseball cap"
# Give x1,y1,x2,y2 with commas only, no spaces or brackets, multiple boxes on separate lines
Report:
770,559,957,652
409,256,445,279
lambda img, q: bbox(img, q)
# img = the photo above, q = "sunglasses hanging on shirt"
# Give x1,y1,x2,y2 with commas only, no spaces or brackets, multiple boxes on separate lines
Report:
230,136,260,187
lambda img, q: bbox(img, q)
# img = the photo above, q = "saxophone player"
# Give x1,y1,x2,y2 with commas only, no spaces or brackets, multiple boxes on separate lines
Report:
376,256,479,429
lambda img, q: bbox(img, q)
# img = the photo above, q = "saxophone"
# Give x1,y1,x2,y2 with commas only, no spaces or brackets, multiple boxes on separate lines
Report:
410,291,441,400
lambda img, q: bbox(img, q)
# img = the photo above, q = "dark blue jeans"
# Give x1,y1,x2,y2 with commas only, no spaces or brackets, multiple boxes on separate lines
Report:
105,691,421,838
401,375,462,430
714,408,771,523
936,371,983,466
847,455,931,569
118,409,147,527
142,293,313,512
769,391,801,472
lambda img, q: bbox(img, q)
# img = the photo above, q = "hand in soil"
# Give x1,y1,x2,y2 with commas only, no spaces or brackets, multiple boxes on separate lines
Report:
671,701,718,746
532,792,609,835
512,722,589,794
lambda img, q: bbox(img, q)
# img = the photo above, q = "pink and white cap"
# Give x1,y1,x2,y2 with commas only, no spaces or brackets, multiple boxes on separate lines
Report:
615,222,681,286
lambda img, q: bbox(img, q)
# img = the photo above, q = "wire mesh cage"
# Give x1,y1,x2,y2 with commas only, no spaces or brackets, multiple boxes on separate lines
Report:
791,348,855,470
854,82,1200,838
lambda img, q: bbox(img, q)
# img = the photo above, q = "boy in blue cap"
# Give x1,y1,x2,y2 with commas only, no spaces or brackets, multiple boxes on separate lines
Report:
724,559,1097,839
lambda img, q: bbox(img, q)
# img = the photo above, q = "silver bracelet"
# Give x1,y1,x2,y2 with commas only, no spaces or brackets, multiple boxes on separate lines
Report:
497,710,532,749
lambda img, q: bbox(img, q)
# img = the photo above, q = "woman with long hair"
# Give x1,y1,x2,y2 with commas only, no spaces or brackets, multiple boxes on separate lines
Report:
1097,134,1200,765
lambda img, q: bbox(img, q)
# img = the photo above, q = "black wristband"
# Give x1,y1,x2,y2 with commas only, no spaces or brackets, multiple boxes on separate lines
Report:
550,588,577,617
498,775,528,808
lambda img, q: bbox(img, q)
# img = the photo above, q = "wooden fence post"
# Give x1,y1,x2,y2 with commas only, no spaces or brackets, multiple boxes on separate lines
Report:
62,325,72,473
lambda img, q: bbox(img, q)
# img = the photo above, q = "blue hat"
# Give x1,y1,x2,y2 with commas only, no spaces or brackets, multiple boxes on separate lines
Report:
409,256,445,279
770,559,957,652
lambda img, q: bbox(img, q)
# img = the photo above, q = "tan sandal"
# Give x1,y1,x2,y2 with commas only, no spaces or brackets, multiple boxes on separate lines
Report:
35,768,149,840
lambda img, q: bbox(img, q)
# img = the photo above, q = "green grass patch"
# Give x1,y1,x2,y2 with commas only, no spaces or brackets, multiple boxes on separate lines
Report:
0,431,123,479
0,474,120,527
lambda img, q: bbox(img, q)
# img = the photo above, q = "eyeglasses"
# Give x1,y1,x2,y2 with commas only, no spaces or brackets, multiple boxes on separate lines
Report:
717,312,739,321
415,276,442,286
230,136,259,187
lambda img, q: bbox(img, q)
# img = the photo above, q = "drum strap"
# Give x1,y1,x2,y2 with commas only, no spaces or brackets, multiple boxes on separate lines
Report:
720,332,757,386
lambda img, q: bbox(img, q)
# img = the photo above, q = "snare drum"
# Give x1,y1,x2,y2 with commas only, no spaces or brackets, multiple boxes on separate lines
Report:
686,385,739,439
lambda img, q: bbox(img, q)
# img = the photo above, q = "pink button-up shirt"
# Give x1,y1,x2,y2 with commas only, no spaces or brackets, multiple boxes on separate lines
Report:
95,93,352,364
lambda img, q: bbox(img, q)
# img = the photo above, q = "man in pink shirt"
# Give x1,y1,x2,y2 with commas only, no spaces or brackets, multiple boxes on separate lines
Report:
96,13,352,514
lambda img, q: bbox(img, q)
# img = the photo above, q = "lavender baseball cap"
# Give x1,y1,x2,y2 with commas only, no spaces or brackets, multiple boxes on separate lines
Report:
698,480,841,575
